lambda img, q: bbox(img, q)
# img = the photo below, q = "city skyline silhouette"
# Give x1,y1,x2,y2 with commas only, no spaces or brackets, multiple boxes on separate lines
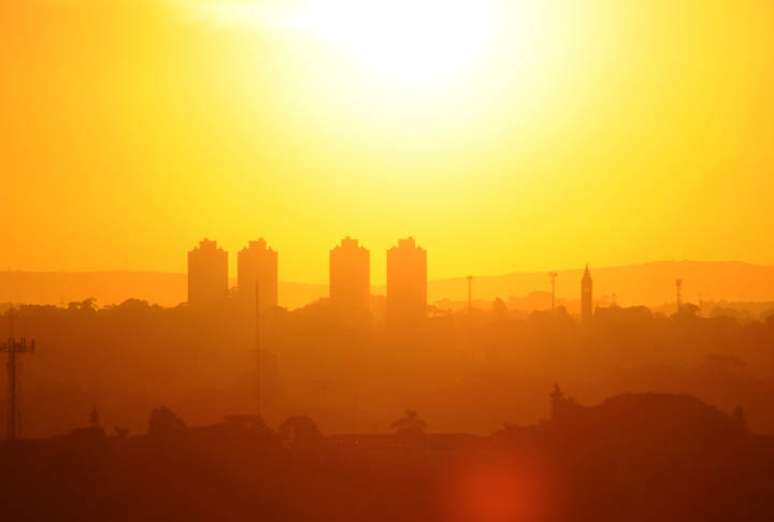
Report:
4,1,774,520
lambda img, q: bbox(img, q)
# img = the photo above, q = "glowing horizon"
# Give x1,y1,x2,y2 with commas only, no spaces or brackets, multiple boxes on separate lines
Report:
2,1,774,284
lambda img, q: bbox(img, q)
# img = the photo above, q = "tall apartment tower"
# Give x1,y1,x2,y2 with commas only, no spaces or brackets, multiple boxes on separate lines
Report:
187,239,228,306
237,239,278,313
581,264,593,325
330,237,370,316
386,237,427,327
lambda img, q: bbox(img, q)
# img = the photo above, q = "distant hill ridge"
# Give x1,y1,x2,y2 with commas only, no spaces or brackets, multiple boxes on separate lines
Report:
2,260,774,309
431,260,774,308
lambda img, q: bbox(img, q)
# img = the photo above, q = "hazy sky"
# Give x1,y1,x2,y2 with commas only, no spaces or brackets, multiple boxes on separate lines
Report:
2,1,774,283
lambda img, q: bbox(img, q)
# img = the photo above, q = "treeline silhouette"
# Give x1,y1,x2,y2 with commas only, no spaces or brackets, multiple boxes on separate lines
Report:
1,390,772,521
3,297,774,438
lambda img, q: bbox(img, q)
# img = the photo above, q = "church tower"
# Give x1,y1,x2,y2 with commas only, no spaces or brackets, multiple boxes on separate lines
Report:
581,265,593,325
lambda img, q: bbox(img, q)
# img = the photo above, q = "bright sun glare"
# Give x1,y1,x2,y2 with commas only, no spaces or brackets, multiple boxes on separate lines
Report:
294,0,495,83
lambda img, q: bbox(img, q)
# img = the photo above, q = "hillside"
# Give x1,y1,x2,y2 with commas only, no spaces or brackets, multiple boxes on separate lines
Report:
2,261,774,309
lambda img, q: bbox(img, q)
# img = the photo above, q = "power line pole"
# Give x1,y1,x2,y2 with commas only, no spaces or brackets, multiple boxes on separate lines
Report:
1,308,36,442
466,275,473,315
255,280,262,420
676,279,683,314
548,272,558,310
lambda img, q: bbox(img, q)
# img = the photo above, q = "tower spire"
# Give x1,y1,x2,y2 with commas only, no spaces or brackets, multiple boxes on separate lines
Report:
581,265,593,326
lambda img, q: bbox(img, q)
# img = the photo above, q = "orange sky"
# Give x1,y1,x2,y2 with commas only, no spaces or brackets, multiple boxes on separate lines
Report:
2,1,774,284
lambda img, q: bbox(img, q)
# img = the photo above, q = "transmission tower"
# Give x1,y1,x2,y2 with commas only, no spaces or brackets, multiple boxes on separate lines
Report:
255,280,262,420
548,272,558,310
1,308,37,441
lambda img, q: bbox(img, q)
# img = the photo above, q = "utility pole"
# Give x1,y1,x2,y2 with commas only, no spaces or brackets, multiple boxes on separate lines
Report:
255,280,262,420
1,308,36,442
676,279,683,314
466,275,473,315
548,272,558,310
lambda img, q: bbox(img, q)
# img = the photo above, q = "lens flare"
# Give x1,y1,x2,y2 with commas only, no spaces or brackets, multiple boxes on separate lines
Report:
439,452,557,522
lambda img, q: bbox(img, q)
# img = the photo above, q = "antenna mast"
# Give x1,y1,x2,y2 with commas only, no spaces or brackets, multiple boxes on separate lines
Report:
255,280,262,420
1,308,37,441
548,272,558,310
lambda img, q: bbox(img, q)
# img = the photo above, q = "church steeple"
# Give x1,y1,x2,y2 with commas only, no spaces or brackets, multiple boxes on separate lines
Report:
581,264,593,325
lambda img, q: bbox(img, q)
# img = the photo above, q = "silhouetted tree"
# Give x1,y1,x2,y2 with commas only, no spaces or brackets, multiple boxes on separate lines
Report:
678,302,701,317
392,409,427,445
148,406,187,438
279,415,323,448
68,297,97,312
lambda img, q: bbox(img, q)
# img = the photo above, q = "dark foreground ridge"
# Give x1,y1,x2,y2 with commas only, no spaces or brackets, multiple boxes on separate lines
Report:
2,391,773,522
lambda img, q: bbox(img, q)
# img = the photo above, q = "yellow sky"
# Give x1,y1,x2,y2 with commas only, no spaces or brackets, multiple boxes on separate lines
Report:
2,1,774,284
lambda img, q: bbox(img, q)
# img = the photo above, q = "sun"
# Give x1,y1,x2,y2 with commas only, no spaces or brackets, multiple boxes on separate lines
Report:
294,0,496,84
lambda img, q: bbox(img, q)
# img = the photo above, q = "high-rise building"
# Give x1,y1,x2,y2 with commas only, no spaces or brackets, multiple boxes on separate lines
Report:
581,264,593,324
386,237,427,327
187,239,228,306
237,239,278,313
330,237,370,316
